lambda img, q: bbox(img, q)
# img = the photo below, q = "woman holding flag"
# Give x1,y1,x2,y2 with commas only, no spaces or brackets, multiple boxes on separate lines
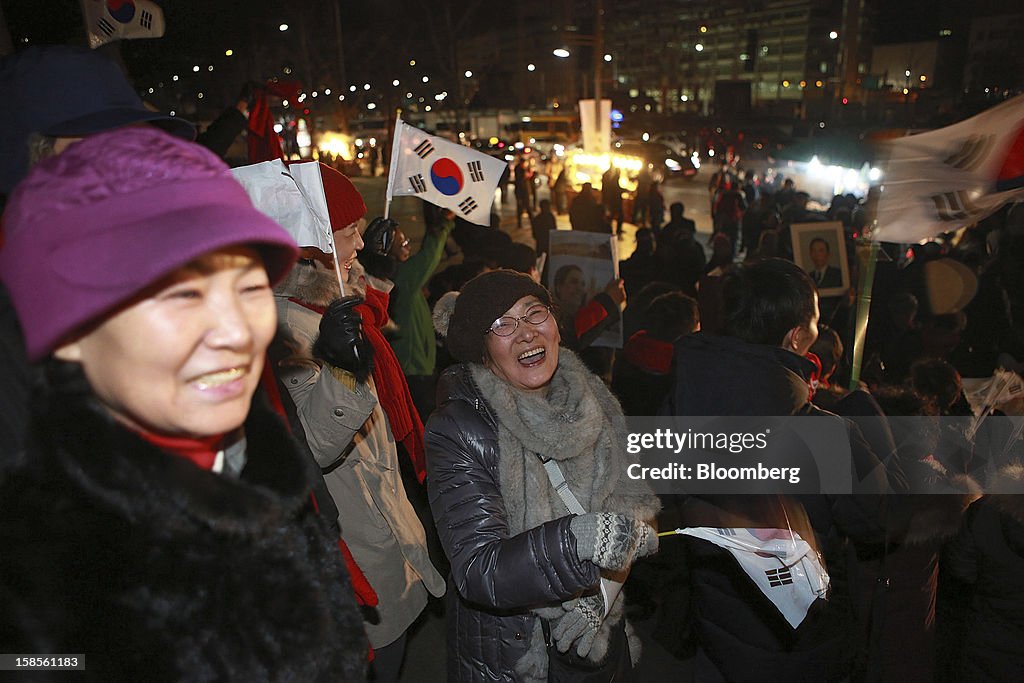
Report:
240,160,445,681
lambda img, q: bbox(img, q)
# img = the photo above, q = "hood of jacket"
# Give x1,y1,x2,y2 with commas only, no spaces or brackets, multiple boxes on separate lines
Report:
670,332,816,416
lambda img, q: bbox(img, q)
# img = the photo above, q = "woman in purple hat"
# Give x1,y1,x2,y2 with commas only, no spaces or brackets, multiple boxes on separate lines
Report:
0,127,366,680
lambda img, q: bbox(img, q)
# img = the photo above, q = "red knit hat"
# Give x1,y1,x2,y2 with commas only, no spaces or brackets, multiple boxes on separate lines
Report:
318,163,366,229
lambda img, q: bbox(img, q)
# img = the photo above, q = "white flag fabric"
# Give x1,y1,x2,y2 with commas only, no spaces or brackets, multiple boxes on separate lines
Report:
81,0,166,49
682,527,829,629
231,160,334,254
386,117,506,226
873,94,1024,243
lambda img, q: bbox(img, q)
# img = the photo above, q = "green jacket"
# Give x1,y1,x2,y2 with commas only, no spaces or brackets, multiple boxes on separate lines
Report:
391,219,454,376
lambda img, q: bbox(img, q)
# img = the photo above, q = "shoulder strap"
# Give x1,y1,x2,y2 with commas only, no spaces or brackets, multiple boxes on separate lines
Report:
539,456,587,515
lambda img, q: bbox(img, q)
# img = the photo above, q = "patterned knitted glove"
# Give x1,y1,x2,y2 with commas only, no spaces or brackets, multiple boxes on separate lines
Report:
635,522,659,559
550,593,605,657
570,512,646,572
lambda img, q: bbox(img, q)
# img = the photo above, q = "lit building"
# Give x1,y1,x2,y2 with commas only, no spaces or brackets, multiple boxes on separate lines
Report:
604,0,876,118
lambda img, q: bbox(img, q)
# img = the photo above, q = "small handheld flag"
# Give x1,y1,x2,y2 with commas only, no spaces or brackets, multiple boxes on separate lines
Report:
80,0,166,49
386,116,506,226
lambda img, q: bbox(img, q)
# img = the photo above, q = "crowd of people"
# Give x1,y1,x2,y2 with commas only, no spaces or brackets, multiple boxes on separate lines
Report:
2,45,1024,683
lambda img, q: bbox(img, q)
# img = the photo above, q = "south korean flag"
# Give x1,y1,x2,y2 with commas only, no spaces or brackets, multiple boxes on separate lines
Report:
386,116,507,226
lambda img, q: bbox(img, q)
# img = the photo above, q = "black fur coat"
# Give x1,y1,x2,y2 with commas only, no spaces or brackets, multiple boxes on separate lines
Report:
0,367,367,681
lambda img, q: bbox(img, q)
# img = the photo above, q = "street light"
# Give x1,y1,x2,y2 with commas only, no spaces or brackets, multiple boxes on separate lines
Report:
603,54,612,62
695,43,704,52
279,24,288,32
527,63,536,72
464,70,473,77
553,48,570,58
829,31,838,40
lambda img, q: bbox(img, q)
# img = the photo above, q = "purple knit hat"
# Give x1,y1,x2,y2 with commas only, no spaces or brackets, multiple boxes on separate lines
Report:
0,127,299,361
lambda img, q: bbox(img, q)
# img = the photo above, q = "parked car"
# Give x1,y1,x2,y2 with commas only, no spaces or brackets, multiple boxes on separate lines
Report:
612,140,698,182
653,131,698,157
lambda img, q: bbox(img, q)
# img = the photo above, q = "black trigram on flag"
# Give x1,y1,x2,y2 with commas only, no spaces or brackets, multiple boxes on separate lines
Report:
716,528,737,537
408,174,427,193
413,139,434,159
96,17,115,36
765,567,793,587
467,160,485,182
930,190,979,221
943,135,994,171
458,196,478,215
140,10,154,30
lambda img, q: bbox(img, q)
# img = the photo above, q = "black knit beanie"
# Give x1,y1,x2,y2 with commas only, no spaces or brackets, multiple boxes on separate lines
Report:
434,269,551,363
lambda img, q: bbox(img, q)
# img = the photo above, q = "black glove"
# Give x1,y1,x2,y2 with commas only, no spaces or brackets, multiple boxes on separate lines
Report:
362,217,398,256
312,296,375,383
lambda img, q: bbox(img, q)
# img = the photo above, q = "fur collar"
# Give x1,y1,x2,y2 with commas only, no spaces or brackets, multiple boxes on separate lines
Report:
989,464,1024,523
274,258,366,307
25,364,317,535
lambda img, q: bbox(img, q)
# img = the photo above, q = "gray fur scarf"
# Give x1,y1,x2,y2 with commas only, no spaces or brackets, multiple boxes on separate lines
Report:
469,349,659,682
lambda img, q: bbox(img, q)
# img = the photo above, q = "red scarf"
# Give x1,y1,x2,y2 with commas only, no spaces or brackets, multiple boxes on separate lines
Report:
136,431,224,470
624,330,675,375
289,288,427,482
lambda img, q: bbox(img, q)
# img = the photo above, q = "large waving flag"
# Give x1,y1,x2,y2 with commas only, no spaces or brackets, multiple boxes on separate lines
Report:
80,0,165,49
873,94,1024,243
386,116,506,226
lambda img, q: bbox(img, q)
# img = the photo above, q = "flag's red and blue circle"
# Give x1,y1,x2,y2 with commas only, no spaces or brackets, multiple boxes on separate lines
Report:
106,0,136,23
430,158,464,196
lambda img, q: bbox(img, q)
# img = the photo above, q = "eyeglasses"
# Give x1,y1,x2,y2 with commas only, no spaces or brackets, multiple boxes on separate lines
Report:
486,305,551,336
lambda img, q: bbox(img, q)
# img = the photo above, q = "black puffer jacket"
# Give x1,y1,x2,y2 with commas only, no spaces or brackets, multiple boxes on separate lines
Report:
945,467,1024,682
663,333,898,682
424,364,600,682
0,370,367,682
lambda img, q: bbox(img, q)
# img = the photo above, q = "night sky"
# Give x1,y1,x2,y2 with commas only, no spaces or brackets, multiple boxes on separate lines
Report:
4,0,1021,104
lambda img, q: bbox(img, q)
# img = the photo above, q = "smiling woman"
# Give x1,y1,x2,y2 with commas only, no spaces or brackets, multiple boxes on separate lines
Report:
0,127,367,680
425,270,661,682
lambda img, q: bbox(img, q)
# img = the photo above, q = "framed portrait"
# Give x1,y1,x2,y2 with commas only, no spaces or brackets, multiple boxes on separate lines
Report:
547,230,622,348
791,221,850,298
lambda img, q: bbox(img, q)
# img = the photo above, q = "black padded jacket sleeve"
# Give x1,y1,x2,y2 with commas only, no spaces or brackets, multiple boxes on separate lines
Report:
425,401,599,610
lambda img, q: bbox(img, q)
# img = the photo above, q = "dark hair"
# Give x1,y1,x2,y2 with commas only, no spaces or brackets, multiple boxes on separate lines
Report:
501,242,538,274
910,358,961,413
809,237,830,253
809,325,843,378
553,263,583,289
722,258,817,346
646,292,699,341
357,248,397,281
